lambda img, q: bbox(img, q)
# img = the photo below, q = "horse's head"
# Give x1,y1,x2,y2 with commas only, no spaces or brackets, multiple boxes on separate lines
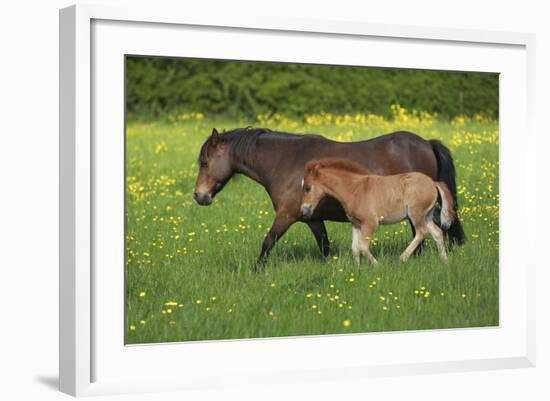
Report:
300,161,326,218
194,128,234,206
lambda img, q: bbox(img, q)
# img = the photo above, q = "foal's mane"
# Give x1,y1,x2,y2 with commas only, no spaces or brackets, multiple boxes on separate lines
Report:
305,158,370,176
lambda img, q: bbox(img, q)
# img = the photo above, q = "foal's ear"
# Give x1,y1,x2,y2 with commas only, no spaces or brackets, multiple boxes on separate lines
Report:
310,162,321,176
305,162,320,178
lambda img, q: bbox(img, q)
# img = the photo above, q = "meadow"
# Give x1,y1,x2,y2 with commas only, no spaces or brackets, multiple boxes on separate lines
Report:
125,105,499,344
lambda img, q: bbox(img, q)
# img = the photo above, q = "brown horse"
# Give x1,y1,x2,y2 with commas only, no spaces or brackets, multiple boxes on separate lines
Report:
300,159,455,263
193,127,465,268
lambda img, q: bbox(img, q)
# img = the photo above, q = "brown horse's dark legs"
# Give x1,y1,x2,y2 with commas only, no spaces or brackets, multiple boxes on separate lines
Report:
447,218,466,247
306,221,330,259
254,214,294,271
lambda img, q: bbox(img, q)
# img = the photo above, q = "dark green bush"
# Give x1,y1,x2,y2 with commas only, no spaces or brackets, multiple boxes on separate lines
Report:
125,56,498,121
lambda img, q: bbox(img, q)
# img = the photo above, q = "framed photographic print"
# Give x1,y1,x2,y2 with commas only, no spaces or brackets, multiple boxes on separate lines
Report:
59,3,536,396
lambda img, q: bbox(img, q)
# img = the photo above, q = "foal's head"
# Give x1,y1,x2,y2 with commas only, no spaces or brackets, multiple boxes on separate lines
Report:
194,128,233,206
300,161,327,218
300,159,369,218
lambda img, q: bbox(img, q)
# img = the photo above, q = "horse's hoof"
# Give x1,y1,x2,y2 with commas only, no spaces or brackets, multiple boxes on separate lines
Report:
252,260,266,272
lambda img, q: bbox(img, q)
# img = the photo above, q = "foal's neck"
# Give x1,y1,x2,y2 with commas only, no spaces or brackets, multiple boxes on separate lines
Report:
319,169,366,209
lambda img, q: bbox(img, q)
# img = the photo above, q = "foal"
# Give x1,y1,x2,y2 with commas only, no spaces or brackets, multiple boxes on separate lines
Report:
300,159,455,264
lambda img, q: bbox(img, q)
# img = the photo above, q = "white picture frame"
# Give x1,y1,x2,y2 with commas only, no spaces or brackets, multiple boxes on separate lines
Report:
59,3,536,397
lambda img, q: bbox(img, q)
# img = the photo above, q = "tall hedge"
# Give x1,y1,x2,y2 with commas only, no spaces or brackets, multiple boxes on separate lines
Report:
125,56,498,121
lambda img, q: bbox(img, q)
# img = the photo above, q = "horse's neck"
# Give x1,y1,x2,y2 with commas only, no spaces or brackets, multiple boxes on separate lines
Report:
231,152,270,187
230,136,289,189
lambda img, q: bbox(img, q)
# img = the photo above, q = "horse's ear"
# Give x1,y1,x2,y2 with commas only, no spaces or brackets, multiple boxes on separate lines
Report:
210,128,220,145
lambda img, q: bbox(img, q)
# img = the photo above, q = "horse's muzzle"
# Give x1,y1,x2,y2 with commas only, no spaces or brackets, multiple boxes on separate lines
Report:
194,192,212,206
300,204,314,218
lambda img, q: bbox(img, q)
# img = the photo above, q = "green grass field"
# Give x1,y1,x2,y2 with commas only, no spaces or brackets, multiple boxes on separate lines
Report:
125,107,499,344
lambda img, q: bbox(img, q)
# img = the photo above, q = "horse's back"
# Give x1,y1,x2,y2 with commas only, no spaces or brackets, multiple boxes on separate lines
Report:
360,130,429,144
261,129,438,222
337,131,437,177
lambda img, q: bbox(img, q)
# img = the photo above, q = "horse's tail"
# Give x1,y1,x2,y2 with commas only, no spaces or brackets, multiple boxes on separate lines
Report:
430,139,466,245
435,181,455,229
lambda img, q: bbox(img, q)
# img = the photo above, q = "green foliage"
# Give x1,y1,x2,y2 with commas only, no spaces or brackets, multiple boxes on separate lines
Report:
126,57,499,121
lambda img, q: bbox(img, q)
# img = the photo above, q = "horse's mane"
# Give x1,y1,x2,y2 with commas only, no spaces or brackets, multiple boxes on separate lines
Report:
199,127,305,165
305,158,370,176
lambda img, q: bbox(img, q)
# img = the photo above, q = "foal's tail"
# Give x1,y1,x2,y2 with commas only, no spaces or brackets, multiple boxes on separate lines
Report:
430,139,466,245
435,181,456,229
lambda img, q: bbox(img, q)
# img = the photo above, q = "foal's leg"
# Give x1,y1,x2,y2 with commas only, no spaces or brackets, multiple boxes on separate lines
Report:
307,220,331,259
427,220,447,261
351,225,362,264
400,218,428,262
409,216,424,256
255,213,294,270
359,222,378,264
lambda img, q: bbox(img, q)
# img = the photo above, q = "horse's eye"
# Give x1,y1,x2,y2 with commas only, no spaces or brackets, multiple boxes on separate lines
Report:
304,185,311,193
200,161,208,168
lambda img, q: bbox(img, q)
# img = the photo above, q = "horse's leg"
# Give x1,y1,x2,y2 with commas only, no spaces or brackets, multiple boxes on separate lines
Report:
400,218,428,262
307,220,330,259
434,199,466,248
254,213,294,271
359,222,378,264
447,218,466,247
427,220,447,261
